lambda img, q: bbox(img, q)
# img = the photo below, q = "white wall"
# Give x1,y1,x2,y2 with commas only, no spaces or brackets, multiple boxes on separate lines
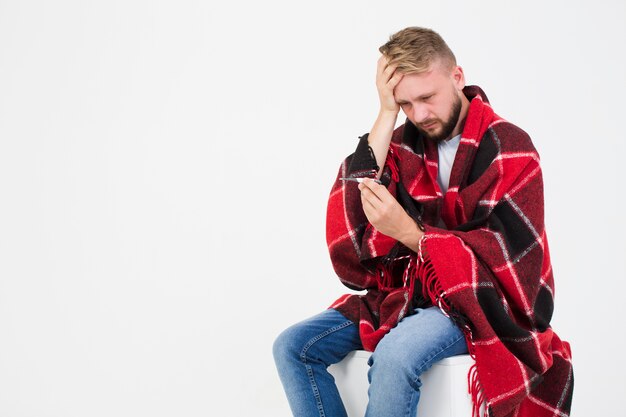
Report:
1,1,624,416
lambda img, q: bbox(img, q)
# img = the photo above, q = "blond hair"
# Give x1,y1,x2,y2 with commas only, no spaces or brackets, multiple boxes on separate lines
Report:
379,27,456,74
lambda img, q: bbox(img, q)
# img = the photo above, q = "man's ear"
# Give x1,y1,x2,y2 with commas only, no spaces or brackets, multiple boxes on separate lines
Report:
452,65,466,90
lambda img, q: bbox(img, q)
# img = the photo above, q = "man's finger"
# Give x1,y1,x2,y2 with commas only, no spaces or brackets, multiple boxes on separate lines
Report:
367,180,400,208
361,179,392,202
376,56,389,79
359,184,383,208
361,196,377,217
358,180,381,195
388,71,404,89
382,65,397,84
377,55,390,71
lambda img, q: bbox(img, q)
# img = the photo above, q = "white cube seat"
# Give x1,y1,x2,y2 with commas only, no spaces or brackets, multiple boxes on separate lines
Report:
329,351,483,417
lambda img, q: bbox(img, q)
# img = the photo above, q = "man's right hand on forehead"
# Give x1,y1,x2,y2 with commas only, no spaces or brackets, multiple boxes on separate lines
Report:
376,55,403,115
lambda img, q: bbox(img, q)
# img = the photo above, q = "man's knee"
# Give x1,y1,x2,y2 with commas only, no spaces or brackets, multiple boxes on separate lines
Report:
273,326,302,367
369,334,423,380
272,319,331,366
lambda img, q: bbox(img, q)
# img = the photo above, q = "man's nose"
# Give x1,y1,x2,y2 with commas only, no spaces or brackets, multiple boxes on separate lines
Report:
412,105,430,123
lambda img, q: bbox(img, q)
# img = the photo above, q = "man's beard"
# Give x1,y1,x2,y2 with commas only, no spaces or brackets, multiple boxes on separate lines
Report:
413,93,462,143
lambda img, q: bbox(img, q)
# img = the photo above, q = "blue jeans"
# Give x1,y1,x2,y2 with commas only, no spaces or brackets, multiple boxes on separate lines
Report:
273,306,468,417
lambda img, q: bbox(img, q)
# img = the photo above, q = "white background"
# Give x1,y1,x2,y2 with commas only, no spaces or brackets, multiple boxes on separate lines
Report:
1,1,624,416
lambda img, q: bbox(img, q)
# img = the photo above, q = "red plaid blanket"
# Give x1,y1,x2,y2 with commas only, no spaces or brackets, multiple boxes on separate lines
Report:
326,86,573,417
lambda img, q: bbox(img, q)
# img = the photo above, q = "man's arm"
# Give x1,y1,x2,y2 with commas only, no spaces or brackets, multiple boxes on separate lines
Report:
357,57,424,250
369,56,404,179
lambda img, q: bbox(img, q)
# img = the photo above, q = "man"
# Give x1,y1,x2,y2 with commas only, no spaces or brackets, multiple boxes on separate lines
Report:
273,27,573,417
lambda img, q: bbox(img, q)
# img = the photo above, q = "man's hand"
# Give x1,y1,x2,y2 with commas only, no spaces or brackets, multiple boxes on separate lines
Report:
358,179,423,252
376,56,404,115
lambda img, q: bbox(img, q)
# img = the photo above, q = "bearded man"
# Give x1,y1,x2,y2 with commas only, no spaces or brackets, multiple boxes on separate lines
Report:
273,26,573,417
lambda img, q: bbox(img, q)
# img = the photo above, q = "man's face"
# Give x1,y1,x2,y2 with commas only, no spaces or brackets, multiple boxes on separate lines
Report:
394,62,465,143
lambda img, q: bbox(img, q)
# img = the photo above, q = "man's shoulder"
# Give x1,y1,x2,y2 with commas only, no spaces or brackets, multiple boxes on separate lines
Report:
487,119,537,154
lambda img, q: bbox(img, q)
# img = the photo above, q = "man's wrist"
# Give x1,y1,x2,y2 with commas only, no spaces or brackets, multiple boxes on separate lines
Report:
398,218,425,253
377,108,399,121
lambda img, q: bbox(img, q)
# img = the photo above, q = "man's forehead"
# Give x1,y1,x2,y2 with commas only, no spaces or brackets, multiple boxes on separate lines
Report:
394,69,445,99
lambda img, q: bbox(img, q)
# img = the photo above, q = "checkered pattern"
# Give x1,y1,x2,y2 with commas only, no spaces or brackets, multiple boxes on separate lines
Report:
326,86,573,417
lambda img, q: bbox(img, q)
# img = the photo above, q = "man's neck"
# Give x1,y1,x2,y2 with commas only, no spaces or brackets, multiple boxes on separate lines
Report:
447,94,471,140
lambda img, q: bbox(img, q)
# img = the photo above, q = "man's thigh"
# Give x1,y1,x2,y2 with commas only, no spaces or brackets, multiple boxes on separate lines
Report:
370,306,468,372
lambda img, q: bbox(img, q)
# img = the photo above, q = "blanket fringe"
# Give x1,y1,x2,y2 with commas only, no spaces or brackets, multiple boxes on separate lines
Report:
415,244,487,416
468,363,487,417
418,258,452,313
